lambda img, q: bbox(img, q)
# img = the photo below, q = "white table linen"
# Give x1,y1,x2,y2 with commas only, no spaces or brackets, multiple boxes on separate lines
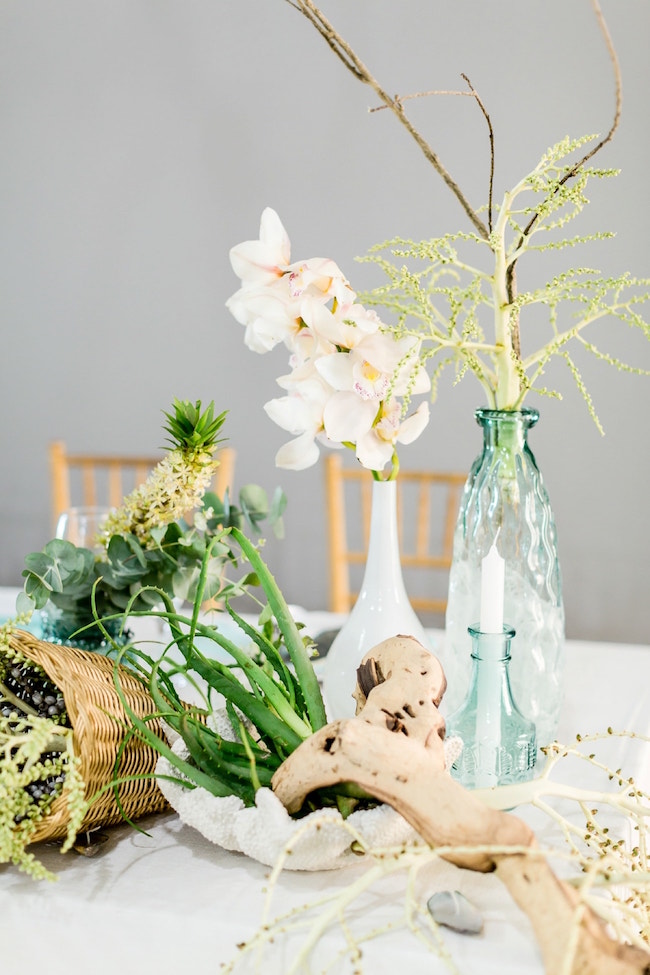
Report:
1,588,649,974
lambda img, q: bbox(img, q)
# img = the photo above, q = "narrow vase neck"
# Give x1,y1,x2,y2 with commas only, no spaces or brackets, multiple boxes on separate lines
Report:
358,479,407,599
475,408,538,453
468,625,516,663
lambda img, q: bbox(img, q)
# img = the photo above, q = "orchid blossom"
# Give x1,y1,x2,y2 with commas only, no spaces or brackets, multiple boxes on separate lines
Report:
227,208,431,478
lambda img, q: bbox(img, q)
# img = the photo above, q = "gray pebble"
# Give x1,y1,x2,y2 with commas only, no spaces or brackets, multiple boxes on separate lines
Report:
427,890,483,935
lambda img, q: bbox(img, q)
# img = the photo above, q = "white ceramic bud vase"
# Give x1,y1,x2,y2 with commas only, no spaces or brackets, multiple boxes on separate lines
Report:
323,478,430,719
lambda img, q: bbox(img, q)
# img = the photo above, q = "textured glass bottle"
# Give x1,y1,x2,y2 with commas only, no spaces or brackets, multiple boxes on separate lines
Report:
447,625,537,788
323,479,429,720
443,409,564,746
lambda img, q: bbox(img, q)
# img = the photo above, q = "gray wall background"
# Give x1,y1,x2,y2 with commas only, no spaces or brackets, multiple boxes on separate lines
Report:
0,1,648,642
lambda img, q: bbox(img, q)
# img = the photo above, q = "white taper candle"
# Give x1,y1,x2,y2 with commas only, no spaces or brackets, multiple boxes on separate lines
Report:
475,541,506,786
479,543,505,634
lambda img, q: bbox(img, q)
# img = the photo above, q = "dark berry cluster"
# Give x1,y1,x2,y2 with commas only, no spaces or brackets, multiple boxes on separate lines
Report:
1,661,69,724
23,752,67,805
1,658,71,812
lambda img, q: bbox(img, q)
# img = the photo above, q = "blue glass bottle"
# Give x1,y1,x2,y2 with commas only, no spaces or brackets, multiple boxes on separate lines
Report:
446,624,536,789
444,409,564,748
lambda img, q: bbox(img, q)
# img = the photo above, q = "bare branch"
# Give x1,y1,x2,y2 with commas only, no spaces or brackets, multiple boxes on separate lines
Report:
283,0,365,79
509,0,622,273
284,0,489,239
369,89,475,112
369,74,496,234
285,0,622,360
461,73,495,234
504,0,621,360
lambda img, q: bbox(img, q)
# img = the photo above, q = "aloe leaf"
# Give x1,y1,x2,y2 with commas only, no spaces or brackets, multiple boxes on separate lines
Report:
180,714,276,788
109,668,235,799
169,615,312,740
130,656,262,801
225,603,297,707
178,714,256,804
180,651,303,754
231,528,327,730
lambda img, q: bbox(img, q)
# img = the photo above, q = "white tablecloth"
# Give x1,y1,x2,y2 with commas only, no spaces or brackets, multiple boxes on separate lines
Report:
1,590,649,974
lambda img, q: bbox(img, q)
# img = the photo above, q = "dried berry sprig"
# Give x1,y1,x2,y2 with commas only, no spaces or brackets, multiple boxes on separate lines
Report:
221,730,650,973
0,619,86,880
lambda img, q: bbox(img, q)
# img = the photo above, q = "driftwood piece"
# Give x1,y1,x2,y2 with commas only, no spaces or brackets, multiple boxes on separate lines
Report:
274,718,531,871
353,634,447,746
272,637,650,975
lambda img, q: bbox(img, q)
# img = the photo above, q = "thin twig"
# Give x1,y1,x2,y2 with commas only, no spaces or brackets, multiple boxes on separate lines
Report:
369,89,475,111
285,0,622,375
461,73,495,234
284,0,489,239
0,680,39,719
370,75,496,234
504,0,621,356
508,0,622,274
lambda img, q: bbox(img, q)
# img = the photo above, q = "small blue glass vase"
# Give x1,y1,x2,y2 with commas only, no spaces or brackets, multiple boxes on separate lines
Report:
446,624,536,789
40,603,131,656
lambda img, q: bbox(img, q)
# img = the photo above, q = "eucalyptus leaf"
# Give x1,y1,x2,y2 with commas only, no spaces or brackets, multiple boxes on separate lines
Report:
22,575,49,609
270,487,287,539
196,556,227,601
15,591,35,616
121,534,148,568
148,526,167,547
240,484,270,525
171,566,199,602
23,552,57,584
107,536,145,576
23,552,65,594
43,538,78,560
201,492,225,523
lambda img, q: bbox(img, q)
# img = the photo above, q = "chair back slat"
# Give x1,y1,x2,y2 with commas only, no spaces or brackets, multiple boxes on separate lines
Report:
81,462,98,507
108,464,124,509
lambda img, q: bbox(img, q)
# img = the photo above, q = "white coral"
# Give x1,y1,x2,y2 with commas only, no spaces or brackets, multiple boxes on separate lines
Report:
156,730,463,871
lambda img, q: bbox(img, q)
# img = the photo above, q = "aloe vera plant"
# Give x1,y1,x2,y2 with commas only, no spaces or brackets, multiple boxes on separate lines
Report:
109,528,366,813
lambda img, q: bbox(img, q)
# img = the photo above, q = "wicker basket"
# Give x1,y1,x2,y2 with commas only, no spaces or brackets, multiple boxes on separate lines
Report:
8,630,168,844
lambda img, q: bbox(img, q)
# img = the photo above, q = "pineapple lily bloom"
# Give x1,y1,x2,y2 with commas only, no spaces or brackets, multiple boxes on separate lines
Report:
227,208,431,478
101,400,226,546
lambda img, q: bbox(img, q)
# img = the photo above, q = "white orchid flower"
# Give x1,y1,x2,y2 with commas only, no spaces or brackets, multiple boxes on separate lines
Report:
273,431,321,470
228,208,433,477
322,390,378,443
226,286,301,353
324,393,430,471
286,329,324,372
356,400,431,471
317,353,389,401
286,257,355,307
316,331,429,399
302,299,379,350
229,207,291,287
264,374,333,470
